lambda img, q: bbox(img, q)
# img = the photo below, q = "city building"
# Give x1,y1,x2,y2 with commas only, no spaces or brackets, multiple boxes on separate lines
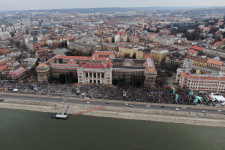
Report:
177,69,225,93
150,49,169,65
36,51,157,87
183,55,225,72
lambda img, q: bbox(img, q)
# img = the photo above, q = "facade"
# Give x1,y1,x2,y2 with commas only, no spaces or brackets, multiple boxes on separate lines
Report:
26,41,41,51
112,55,157,87
101,43,121,51
165,53,185,70
36,63,51,82
136,50,144,59
144,56,158,87
77,60,112,85
8,67,26,80
36,51,157,87
36,51,115,83
183,55,225,72
150,49,169,65
177,70,225,93
119,46,137,58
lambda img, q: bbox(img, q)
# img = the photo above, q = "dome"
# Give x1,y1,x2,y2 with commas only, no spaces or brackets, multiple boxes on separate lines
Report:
37,63,49,69
122,59,134,67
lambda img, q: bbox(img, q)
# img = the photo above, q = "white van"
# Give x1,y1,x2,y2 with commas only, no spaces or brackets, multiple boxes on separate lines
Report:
13,89,19,92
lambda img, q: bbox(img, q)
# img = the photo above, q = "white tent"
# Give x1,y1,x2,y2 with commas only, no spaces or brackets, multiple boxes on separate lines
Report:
210,93,225,102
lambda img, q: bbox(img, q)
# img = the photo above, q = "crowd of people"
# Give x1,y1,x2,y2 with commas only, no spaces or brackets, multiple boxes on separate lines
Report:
0,81,195,105
79,85,194,104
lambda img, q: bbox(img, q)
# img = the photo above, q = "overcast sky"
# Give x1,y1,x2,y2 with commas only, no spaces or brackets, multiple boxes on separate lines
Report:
1,0,225,10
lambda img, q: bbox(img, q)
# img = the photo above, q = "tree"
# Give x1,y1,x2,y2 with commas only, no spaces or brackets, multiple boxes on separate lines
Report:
112,79,118,86
64,41,68,48
59,74,66,84
132,53,136,59
124,53,130,58
122,73,126,87
68,71,73,83
59,58,63,63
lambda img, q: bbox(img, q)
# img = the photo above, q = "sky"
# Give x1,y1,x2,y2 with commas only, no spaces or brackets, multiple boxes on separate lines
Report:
0,0,225,10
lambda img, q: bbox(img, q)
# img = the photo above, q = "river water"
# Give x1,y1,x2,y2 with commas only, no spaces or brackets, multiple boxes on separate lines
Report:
0,108,225,150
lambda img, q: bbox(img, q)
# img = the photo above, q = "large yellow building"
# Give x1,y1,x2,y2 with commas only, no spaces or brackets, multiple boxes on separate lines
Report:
119,46,144,59
135,50,144,59
119,46,136,57
150,49,169,65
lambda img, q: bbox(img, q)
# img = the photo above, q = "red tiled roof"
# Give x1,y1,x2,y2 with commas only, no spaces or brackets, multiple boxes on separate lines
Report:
57,56,92,60
214,41,223,46
0,59,10,65
186,55,208,62
84,63,106,69
220,77,225,81
199,76,219,80
93,51,112,57
94,57,108,61
67,59,76,64
51,64,78,67
191,46,204,51
207,59,223,66
144,55,152,59
0,65,7,71
181,71,225,81
9,67,26,77
0,48,10,54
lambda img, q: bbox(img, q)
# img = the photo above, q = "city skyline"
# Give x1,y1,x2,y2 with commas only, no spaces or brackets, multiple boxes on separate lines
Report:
1,0,225,10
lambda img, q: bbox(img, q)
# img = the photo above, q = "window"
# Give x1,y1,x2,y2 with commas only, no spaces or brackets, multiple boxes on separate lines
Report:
102,73,104,78
86,73,88,77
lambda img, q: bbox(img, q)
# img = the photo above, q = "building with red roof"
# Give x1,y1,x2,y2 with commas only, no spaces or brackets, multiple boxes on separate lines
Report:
77,59,112,85
188,49,199,56
177,69,225,93
9,67,26,80
191,46,204,51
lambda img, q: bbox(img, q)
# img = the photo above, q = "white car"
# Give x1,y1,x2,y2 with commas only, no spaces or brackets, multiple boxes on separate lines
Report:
217,110,222,112
125,103,129,106
175,108,180,111
146,105,150,108
13,89,19,92
202,110,206,113
87,102,90,104
129,105,133,107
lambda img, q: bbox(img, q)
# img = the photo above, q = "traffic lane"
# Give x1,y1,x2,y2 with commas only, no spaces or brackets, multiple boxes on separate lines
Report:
106,102,224,115
0,94,224,115
57,99,225,115
132,104,224,114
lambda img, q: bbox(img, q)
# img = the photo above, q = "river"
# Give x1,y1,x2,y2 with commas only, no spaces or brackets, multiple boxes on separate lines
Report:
0,108,225,150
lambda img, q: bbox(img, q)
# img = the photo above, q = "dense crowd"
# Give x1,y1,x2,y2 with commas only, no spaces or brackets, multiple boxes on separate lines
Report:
0,81,196,105
79,85,194,104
